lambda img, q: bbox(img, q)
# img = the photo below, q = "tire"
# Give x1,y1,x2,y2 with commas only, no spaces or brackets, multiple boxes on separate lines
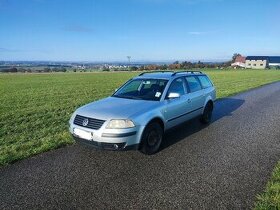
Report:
200,102,213,124
140,122,163,155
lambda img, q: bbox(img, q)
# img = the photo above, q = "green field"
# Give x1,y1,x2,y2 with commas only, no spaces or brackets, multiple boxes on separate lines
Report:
1,70,280,166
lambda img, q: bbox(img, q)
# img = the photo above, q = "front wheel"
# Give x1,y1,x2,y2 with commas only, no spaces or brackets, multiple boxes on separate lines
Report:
200,102,213,124
140,122,163,155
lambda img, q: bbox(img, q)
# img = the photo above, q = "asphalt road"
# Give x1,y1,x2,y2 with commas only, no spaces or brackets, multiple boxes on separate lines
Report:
1,82,280,210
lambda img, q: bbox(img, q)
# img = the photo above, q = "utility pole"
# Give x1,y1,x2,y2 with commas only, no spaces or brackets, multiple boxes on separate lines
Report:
127,56,131,65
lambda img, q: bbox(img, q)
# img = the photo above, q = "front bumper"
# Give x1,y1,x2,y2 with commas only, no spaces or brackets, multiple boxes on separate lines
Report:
73,136,139,151
69,123,145,151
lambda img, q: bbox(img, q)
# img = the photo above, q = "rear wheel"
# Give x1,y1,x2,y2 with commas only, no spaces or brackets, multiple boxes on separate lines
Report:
200,102,213,124
140,122,163,155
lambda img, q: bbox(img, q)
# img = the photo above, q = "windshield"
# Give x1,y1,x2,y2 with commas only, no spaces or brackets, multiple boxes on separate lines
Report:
113,79,168,101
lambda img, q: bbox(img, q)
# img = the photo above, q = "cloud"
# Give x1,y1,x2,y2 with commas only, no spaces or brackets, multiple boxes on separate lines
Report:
62,25,93,33
0,47,51,53
0,47,8,51
188,30,219,35
188,31,205,35
0,47,19,52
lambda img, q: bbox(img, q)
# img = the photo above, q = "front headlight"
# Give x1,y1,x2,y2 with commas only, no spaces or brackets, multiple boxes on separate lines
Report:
106,119,135,129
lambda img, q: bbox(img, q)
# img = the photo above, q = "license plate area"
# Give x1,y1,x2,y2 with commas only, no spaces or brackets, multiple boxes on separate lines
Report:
73,128,92,140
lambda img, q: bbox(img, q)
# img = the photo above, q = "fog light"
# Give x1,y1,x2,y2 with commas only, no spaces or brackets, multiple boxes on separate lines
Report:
114,144,119,149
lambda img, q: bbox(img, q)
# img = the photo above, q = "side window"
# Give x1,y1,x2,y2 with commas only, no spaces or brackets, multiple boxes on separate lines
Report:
167,78,186,96
198,76,213,89
185,76,202,92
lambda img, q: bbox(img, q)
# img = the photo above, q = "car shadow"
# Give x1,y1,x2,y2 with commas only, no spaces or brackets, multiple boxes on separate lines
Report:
160,97,245,151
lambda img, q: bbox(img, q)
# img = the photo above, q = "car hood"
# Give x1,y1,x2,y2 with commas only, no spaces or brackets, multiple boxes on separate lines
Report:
75,97,159,120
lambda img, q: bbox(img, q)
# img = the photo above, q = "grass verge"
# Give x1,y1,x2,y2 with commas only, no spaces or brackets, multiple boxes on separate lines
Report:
255,161,280,209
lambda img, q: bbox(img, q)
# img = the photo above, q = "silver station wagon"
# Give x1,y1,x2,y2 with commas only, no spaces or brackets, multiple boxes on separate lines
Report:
69,71,216,154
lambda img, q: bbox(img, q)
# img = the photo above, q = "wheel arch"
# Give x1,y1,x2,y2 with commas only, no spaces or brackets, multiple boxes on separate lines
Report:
139,117,165,142
203,96,214,111
139,117,165,152
206,99,214,110
146,117,165,132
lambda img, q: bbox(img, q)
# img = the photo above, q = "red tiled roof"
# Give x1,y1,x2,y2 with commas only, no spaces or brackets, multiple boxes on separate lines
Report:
235,55,246,63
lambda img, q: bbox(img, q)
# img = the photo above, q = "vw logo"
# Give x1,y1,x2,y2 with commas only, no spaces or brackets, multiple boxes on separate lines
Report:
82,118,89,126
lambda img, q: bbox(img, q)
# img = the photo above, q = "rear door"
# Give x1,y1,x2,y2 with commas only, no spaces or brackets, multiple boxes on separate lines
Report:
184,76,205,118
197,75,216,100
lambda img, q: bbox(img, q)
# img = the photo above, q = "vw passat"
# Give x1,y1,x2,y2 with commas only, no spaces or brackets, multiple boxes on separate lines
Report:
69,71,216,154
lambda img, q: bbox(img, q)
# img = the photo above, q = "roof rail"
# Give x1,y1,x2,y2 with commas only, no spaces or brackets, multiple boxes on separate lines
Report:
171,70,203,76
138,71,174,76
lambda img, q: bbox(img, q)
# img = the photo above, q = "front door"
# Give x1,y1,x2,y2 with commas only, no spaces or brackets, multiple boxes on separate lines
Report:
164,77,191,129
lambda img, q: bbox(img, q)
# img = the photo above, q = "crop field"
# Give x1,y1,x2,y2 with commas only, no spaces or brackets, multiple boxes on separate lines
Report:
1,69,280,166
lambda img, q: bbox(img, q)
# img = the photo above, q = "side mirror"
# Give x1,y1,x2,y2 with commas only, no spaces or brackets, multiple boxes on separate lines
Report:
114,88,118,92
167,92,180,99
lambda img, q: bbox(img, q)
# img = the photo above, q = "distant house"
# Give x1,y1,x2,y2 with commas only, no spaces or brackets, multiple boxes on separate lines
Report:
245,56,280,69
268,56,280,68
231,55,246,68
245,56,268,69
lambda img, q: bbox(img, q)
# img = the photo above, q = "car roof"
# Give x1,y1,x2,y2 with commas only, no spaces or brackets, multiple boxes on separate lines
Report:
134,71,206,80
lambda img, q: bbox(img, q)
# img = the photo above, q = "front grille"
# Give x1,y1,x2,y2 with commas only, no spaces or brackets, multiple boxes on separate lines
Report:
73,115,105,130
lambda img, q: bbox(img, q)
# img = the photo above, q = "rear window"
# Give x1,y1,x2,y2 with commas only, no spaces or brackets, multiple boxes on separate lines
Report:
198,76,213,89
185,76,202,92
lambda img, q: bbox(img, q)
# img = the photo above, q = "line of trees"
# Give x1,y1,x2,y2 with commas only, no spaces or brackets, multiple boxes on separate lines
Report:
1,54,239,73
136,60,232,71
0,67,67,73
0,67,19,73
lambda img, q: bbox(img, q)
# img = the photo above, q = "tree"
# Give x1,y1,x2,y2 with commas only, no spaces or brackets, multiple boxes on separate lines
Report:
232,53,241,62
43,67,51,72
139,65,145,71
169,63,181,70
181,61,193,69
130,66,138,71
160,64,168,70
9,68,18,73
61,68,67,72
145,65,159,70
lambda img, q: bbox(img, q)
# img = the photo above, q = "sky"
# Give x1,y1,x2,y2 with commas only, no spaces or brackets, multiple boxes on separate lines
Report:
0,0,280,62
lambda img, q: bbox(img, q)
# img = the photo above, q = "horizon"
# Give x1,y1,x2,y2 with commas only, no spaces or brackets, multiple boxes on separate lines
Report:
0,58,230,63
1,0,280,61
2,55,280,64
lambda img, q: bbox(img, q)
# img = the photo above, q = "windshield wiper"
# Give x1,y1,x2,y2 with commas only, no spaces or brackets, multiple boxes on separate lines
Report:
113,95,141,100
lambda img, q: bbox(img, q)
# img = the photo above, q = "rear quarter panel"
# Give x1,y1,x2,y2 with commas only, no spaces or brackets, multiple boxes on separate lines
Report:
202,86,216,111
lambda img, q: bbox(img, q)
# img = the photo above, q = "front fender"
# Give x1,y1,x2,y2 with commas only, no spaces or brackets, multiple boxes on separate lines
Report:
130,109,166,129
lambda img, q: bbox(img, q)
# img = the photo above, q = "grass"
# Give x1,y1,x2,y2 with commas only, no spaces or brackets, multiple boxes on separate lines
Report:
255,161,280,209
1,69,280,166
